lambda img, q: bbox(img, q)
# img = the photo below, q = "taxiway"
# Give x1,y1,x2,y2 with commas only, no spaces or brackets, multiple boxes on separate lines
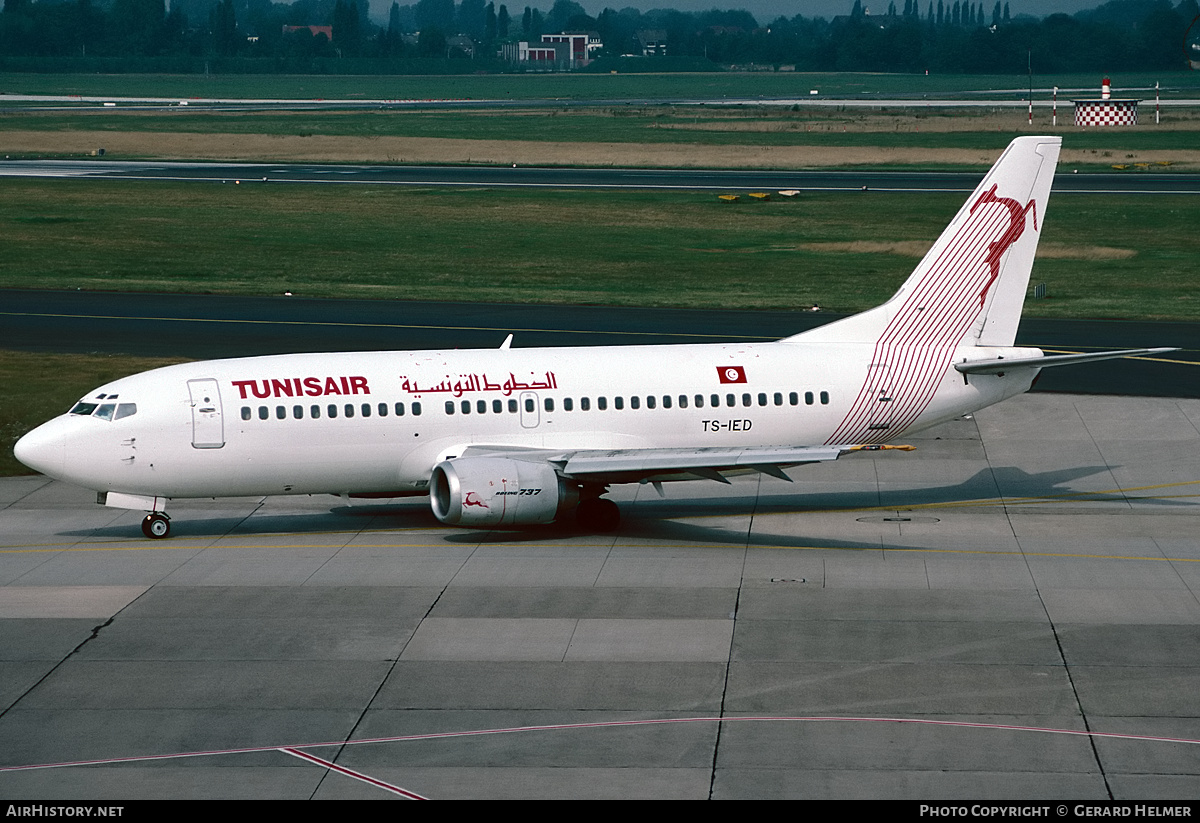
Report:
1,392,1199,799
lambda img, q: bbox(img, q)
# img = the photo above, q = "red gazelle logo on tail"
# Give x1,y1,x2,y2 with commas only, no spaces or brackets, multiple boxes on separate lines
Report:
972,184,1038,308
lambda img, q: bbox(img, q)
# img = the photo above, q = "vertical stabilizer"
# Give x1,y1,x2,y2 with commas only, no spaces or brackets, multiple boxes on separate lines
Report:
788,136,1060,347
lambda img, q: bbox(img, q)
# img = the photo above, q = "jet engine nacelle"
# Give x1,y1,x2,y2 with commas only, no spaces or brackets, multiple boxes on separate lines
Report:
429,457,579,527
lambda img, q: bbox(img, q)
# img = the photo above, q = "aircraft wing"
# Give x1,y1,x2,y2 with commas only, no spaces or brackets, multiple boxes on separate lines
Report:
955,347,1178,375
459,443,910,485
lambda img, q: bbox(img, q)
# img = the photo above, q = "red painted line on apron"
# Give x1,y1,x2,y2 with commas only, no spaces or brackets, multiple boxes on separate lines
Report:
5,715,1197,780
281,747,426,799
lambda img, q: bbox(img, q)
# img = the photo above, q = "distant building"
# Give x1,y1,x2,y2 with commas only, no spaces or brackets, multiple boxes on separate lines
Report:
637,30,667,56
540,32,600,67
504,32,601,69
283,25,333,41
446,35,475,58
502,41,567,67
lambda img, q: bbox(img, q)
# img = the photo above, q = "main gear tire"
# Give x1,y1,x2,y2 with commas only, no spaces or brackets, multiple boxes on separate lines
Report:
576,498,619,532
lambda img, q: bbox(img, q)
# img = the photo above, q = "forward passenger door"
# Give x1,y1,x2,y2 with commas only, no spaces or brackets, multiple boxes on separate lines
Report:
187,379,225,449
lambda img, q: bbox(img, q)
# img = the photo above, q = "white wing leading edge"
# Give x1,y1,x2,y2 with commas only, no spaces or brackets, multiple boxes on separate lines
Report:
458,442,913,486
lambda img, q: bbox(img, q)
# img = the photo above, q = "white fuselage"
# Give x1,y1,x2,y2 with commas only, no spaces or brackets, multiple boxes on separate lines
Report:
16,339,1038,501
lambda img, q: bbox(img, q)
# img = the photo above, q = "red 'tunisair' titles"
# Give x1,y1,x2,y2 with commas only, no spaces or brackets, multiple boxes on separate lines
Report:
231,376,370,400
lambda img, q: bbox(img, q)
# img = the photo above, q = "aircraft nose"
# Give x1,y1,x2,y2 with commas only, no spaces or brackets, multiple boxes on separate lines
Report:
13,421,67,478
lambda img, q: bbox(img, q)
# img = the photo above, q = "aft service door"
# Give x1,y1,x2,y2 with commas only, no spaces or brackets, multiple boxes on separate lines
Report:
187,379,225,449
866,363,895,432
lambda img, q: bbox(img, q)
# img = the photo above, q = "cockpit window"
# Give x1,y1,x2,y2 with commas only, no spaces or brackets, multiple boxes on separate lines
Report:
70,398,137,420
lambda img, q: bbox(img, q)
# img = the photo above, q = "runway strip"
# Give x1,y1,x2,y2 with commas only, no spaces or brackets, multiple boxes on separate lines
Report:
3,159,1200,194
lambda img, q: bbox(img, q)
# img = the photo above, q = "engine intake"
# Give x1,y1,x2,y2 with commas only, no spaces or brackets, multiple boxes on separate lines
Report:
430,457,579,527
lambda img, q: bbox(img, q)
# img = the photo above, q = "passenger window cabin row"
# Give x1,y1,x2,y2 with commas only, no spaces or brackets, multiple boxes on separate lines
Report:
241,402,423,421
240,391,832,422
447,391,830,414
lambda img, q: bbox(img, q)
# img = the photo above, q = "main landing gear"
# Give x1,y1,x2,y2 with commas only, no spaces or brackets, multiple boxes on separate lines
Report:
141,512,171,539
576,493,620,532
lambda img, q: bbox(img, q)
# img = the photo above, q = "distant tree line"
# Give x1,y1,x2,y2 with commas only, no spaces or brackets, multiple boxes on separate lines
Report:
0,0,1196,73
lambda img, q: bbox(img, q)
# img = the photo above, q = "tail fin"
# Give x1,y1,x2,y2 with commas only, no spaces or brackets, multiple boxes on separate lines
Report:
788,136,1061,347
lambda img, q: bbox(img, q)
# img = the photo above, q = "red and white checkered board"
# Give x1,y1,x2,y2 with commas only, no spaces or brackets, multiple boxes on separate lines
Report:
1074,102,1138,127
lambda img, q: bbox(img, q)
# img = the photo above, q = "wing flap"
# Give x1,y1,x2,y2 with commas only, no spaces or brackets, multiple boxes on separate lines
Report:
455,443,913,486
560,445,846,476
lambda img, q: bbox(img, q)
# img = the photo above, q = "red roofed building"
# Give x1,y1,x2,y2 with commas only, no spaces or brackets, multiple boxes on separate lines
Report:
283,25,334,41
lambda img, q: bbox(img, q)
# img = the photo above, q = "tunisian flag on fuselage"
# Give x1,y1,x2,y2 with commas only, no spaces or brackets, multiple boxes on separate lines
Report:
717,366,747,384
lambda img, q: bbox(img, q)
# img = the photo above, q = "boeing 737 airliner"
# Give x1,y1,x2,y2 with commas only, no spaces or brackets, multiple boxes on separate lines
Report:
14,137,1173,538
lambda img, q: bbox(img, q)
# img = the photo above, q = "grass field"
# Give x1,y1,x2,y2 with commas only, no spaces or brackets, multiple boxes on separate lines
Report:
6,70,1200,169
2,178,1194,320
5,90,1199,170
7,107,1200,154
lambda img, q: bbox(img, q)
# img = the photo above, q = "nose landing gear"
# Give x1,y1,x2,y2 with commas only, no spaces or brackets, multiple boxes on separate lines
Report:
141,512,171,539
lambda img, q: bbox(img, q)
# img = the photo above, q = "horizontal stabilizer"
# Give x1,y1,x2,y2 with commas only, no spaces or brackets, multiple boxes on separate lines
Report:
955,347,1179,375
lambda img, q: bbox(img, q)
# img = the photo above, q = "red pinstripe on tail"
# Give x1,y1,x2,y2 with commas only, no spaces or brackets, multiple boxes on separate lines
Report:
784,137,1061,445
